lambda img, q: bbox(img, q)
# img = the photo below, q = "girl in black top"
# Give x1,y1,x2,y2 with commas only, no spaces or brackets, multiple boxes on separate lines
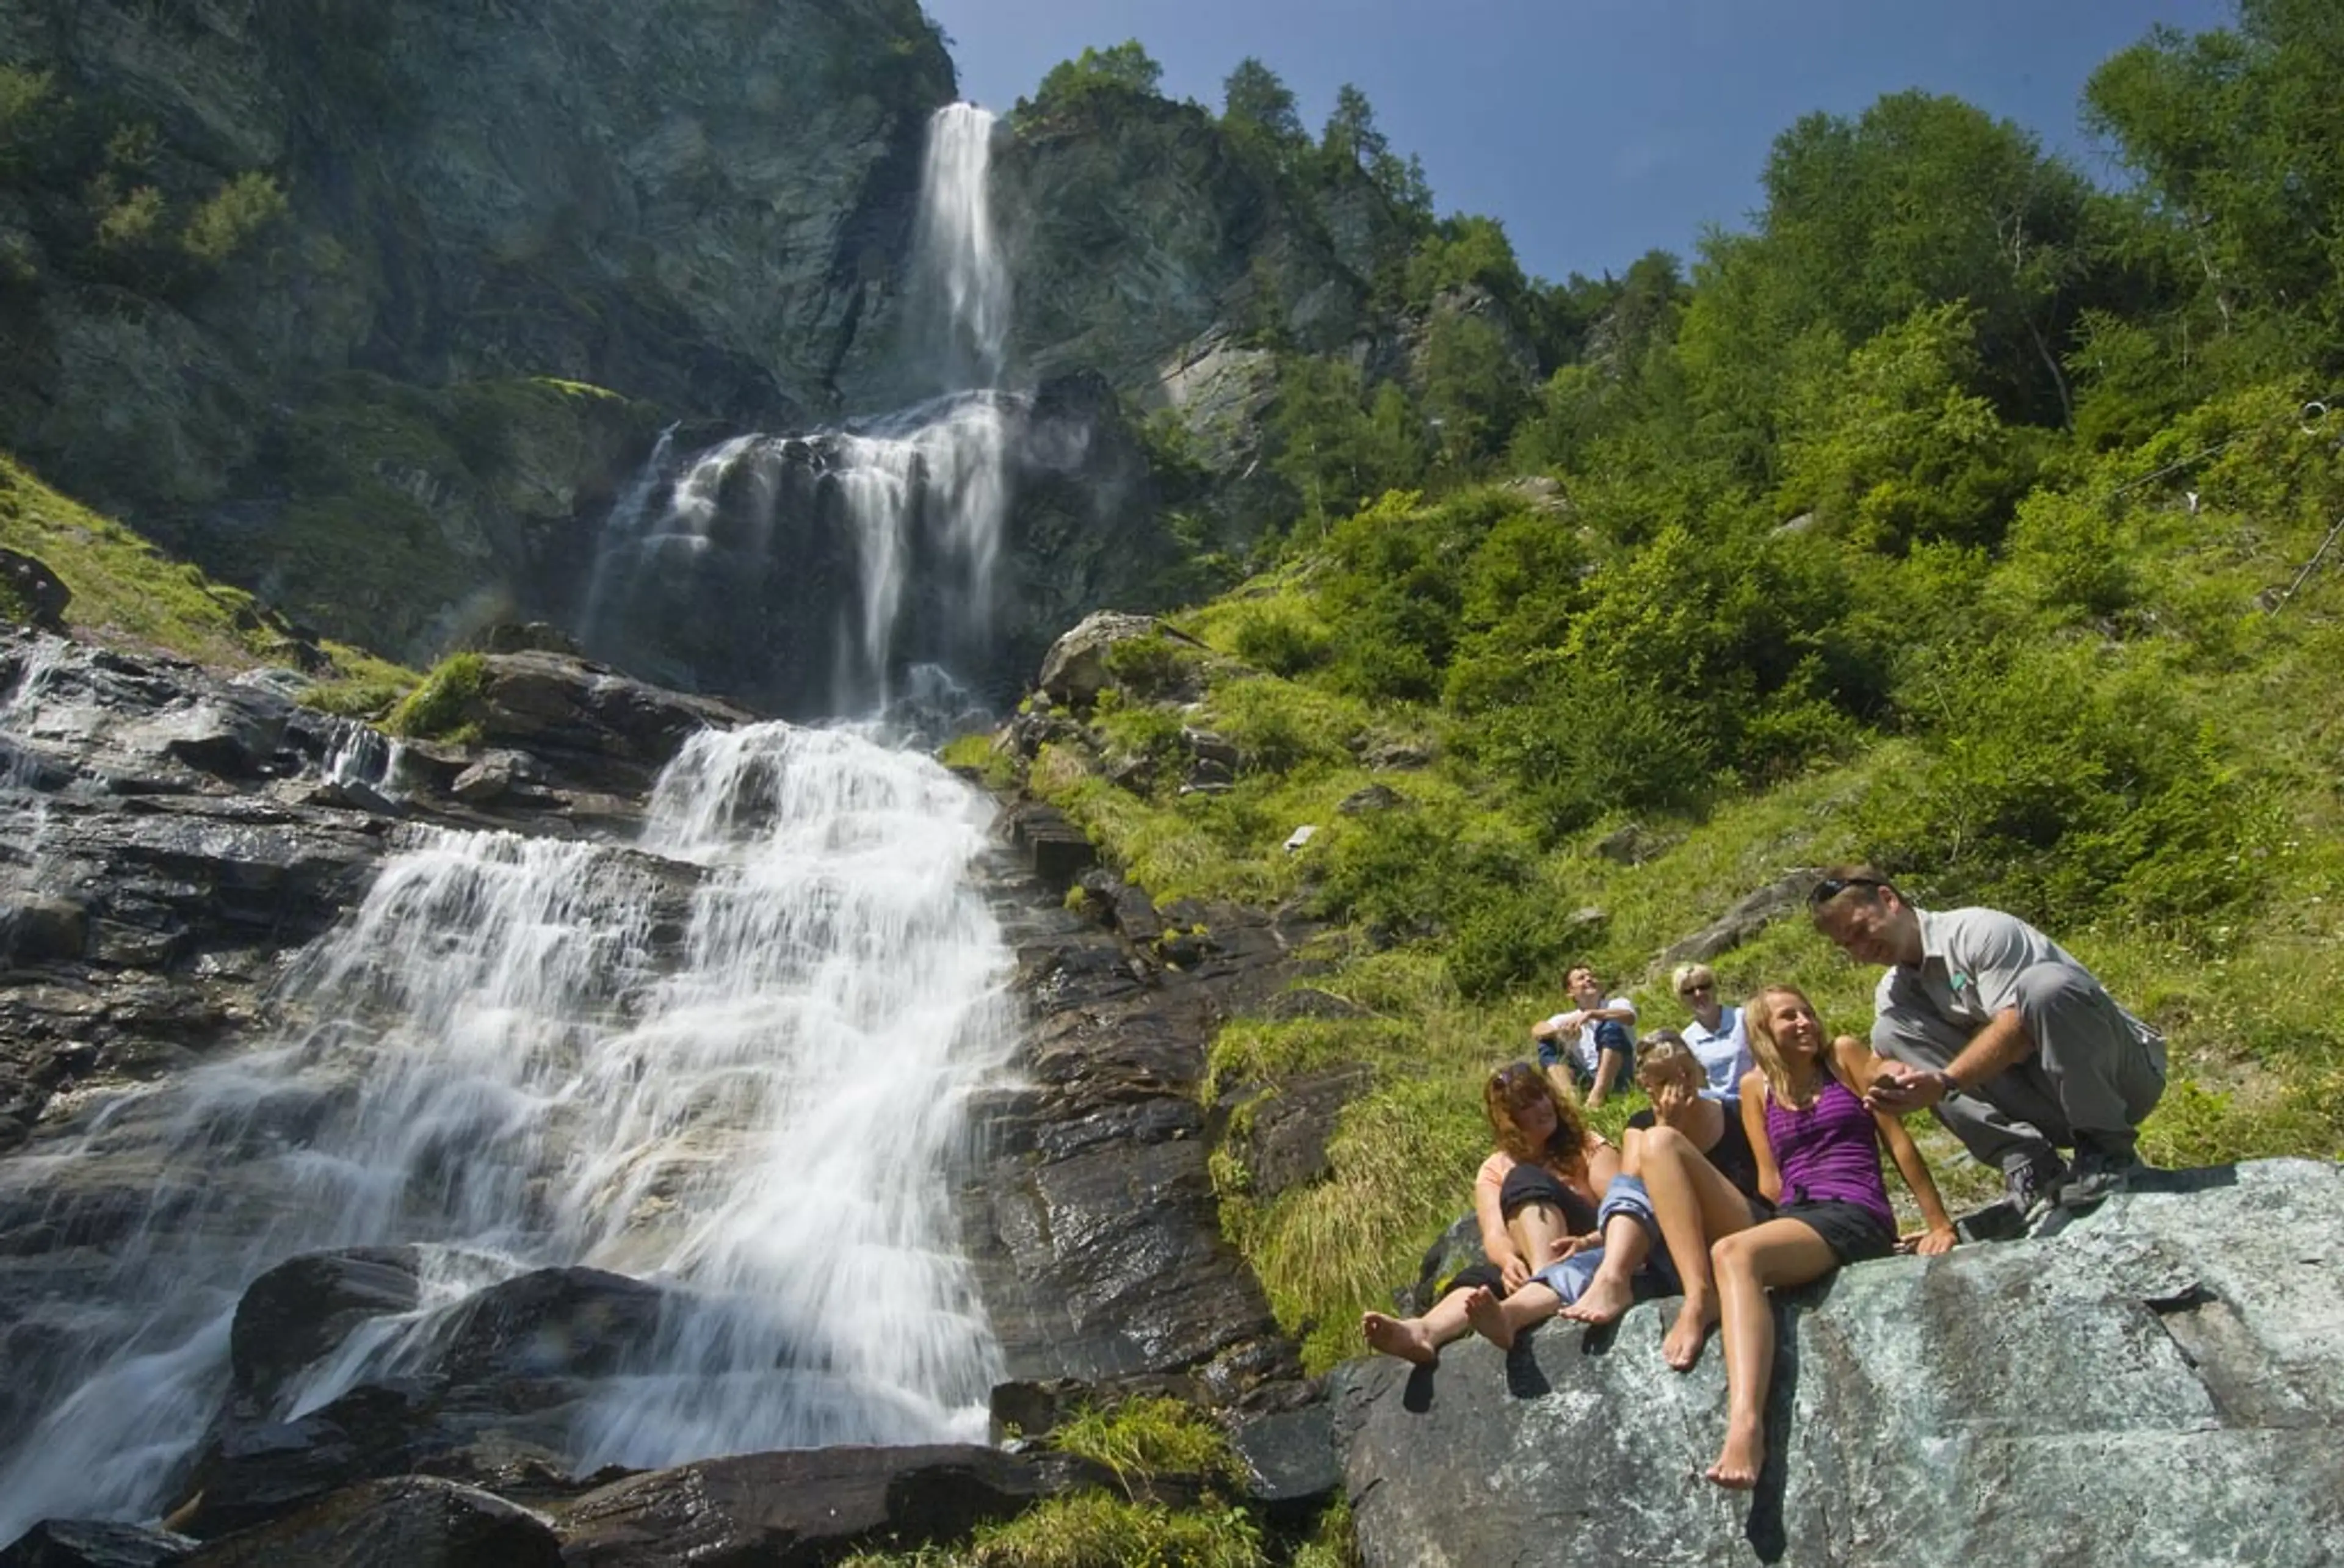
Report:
1552,1033,1771,1363
1464,1033,1768,1353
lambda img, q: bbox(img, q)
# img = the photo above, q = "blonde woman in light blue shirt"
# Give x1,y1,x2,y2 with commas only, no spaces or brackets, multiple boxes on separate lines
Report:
1673,961,1751,1094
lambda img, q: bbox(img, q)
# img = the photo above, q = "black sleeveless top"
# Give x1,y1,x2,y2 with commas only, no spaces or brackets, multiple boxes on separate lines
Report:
1629,1098,1764,1202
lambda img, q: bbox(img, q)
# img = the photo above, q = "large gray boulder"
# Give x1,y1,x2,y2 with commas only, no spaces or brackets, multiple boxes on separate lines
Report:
1334,1158,2344,1567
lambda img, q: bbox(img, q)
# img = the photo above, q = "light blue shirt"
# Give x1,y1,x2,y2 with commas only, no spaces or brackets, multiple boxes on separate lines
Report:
1683,1006,1751,1094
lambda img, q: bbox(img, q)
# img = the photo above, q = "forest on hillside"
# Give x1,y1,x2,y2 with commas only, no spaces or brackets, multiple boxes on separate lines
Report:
971,0,2344,1377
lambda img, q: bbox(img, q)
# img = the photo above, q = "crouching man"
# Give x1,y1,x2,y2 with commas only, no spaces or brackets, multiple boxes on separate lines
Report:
1807,868,2165,1220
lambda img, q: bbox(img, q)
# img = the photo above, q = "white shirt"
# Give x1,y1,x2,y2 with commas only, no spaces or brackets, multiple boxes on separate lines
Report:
1541,995,1638,1077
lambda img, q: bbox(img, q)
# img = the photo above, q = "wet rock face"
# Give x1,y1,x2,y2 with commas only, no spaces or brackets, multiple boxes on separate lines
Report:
1335,1160,2344,1568
966,849,1315,1414
0,635,398,1147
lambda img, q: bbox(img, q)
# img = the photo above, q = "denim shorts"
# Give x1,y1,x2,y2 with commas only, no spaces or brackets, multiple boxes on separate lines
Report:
1532,1172,1680,1302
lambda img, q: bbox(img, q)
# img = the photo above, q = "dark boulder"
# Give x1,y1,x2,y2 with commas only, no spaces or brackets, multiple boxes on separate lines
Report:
185,1268,673,1536
0,1520,194,1568
229,1248,422,1409
1659,871,1814,967
554,1445,1113,1567
432,1266,667,1386
458,652,755,795
1008,803,1096,890
0,551,70,631
181,1476,561,1568
1229,1400,1341,1533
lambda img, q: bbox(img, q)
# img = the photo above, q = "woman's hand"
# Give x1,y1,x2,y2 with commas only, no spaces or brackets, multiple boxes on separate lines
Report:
1500,1252,1532,1292
1900,1226,1959,1257
1545,1232,1601,1263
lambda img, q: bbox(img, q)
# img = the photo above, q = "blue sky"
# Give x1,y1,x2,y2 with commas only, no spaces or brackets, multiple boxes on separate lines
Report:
922,0,2235,284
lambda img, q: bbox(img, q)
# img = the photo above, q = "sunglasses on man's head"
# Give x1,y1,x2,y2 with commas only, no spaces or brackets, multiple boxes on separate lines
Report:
1807,876,1887,909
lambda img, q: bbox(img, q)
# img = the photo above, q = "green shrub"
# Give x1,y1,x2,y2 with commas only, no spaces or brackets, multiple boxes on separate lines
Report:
92,180,164,251
384,652,487,742
1227,602,1330,676
183,172,288,265
0,65,56,169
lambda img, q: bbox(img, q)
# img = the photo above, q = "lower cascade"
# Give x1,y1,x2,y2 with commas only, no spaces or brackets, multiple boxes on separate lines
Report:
0,721,1017,1538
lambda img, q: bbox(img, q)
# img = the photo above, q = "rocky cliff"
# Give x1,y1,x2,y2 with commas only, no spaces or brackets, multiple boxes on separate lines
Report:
0,0,956,662
1,3,1451,690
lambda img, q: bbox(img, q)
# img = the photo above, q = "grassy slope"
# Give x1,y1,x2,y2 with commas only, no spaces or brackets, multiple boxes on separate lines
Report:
992,404,2344,1375
0,450,414,696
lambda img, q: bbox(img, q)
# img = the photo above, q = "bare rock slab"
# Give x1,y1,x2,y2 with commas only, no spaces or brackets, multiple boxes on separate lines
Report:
1335,1159,2344,1568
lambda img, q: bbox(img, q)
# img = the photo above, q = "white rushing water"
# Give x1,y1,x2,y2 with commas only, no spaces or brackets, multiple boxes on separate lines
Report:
910,101,1012,390
577,105,1015,713
0,723,1018,1536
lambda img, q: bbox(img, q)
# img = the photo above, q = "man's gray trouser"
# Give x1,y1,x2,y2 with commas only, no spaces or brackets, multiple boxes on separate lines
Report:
1873,962,2167,1175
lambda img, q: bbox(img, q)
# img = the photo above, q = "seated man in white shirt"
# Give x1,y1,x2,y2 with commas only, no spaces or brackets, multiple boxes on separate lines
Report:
1531,964,1638,1108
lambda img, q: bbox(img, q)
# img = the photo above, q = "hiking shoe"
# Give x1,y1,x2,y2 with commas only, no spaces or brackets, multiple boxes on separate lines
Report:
2005,1155,2063,1224
2060,1138,2146,1209
1955,1157,2063,1243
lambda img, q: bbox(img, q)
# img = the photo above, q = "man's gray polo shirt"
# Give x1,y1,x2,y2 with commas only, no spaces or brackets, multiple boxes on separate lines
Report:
1874,906,2158,1047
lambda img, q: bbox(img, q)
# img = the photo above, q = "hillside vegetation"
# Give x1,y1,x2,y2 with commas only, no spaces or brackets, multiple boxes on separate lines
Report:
969,1,2344,1378
0,452,411,699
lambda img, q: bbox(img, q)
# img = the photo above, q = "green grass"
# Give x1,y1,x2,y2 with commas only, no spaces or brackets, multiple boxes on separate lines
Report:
0,449,413,688
837,1492,1268,1568
1044,1396,1244,1488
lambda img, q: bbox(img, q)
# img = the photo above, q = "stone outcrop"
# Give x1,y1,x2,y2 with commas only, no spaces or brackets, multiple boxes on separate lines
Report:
1334,1159,2344,1568
967,849,1315,1413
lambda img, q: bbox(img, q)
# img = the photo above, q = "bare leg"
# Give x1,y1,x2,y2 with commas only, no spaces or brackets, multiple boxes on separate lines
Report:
1638,1125,1762,1370
1560,1213,1650,1324
1589,1049,1624,1108
1509,1201,1568,1273
1362,1283,1477,1365
1703,1219,1837,1489
1464,1281,1561,1349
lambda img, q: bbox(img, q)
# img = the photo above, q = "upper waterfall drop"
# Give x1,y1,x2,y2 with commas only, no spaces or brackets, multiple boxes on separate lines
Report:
910,103,1012,392
573,103,1023,720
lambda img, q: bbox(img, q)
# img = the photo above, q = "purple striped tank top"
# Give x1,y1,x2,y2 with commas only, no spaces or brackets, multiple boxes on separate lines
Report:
1763,1075,1894,1231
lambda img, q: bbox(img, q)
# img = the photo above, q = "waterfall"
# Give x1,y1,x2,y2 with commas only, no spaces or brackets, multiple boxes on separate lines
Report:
577,106,1015,715
0,723,1017,1536
909,101,1012,391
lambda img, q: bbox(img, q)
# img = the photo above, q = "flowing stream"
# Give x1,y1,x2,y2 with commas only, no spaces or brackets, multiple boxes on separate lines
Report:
0,723,1017,1535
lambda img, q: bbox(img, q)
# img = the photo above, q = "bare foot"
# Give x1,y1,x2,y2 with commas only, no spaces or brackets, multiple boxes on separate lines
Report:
1461,1285,1517,1350
1703,1419,1763,1490
1560,1268,1635,1326
1361,1312,1438,1366
1663,1292,1718,1371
